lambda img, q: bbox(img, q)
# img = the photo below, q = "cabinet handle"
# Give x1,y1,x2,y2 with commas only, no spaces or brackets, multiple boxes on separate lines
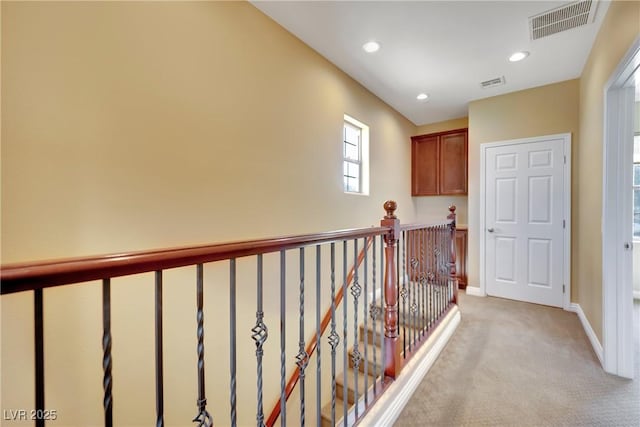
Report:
487,228,495,233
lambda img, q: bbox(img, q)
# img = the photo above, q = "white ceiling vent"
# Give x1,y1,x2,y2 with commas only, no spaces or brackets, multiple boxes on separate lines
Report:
529,0,597,40
481,76,506,89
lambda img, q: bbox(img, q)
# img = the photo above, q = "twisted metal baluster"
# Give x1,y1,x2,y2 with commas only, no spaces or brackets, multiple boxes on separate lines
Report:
102,279,113,427
328,243,339,426
252,256,268,427
193,265,213,427
371,237,378,395
230,259,237,427
401,231,407,356
296,248,309,427
351,239,362,419
316,245,322,427
342,240,348,426
280,251,286,427
155,271,164,427
363,240,369,406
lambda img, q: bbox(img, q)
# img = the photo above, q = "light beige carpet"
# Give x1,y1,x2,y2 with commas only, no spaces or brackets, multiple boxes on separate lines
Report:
394,293,640,427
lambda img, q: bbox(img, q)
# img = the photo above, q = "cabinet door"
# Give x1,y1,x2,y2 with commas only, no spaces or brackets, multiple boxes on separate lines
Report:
439,132,467,194
411,135,439,196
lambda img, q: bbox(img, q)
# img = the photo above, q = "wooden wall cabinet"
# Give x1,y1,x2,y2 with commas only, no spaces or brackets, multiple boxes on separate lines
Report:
411,128,468,196
455,228,467,290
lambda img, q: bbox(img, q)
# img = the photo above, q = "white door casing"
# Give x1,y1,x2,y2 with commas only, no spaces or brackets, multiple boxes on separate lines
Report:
480,134,571,309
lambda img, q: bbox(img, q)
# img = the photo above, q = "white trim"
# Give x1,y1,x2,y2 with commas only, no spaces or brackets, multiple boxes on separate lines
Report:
465,286,486,297
601,35,640,379
479,133,572,310
567,303,604,365
633,291,640,301
359,306,461,427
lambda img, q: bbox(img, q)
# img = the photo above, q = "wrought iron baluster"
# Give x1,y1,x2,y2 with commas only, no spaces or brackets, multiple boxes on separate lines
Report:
420,229,425,337
410,231,417,348
230,259,237,427
429,228,434,330
401,231,407,356
363,239,369,406
379,235,385,387
102,279,113,427
351,239,362,419
252,256,267,427
193,265,214,427
370,237,378,395
296,248,309,427
342,240,348,426
328,243,339,427
155,271,164,427
280,250,286,427
34,288,44,427
316,245,322,427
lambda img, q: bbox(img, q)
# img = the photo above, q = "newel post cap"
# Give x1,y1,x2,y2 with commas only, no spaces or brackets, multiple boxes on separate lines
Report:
384,200,397,219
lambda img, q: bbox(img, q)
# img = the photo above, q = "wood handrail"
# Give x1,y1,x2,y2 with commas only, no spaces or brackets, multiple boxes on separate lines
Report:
0,227,390,295
264,236,373,427
400,219,454,232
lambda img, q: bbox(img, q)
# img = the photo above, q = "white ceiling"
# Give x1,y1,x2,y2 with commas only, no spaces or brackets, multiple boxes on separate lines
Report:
252,1,610,126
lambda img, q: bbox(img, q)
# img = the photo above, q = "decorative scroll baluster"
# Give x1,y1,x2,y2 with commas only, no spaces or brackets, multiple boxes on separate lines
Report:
419,229,425,336
155,271,164,427
34,288,44,427
342,240,348,425
193,265,214,427
351,239,362,418
315,245,322,427
448,205,458,306
252,256,267,427
279,251,286,427
230,259,237,427
328,243,339,427
102,279,113,427
370,237,379,395
296,248,309,427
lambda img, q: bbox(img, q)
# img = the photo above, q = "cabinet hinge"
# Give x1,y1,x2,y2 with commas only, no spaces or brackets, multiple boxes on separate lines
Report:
564,155,566,164
563,284,565,294
563,220,565,229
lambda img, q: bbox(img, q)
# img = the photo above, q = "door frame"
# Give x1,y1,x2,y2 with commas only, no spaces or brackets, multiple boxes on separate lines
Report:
602,36,639,379
479,133,572,310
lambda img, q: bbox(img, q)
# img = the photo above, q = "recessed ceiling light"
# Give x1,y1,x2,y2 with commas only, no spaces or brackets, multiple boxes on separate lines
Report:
416,93,429,100
509,51,530,62
362,41,380,53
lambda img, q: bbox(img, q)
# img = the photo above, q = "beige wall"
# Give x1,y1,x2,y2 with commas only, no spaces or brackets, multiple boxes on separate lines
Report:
576,0,640,341
467,79,580,293
1,2,422,425
414,117,469,225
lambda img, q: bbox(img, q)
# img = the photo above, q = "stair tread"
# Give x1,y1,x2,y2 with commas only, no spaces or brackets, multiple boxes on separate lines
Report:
336,369,377,403
320,396,348,427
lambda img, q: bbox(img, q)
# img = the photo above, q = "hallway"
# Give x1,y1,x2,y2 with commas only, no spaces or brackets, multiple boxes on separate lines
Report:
394,293,640,426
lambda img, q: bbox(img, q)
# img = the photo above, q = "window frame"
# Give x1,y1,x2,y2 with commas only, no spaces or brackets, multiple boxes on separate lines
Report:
633,133,640,240
342,114,370,195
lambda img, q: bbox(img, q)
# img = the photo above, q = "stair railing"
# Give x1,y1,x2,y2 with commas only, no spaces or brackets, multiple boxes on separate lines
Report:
0,201,456,427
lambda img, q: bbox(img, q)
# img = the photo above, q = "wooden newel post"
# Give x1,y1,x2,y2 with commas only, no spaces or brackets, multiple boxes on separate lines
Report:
381,200,402,379
447,205,458,305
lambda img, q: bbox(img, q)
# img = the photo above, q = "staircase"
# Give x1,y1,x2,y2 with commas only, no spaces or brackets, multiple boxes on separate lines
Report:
320,304,432,427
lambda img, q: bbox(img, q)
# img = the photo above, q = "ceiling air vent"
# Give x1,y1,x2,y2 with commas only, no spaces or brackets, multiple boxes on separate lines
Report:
481,76,506,89
529,0,597,40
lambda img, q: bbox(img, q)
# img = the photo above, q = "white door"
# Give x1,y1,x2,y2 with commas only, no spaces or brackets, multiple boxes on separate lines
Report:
484,136,567,307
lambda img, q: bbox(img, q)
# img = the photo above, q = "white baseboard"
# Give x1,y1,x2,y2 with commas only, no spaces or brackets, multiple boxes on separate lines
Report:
359,305,461,427
567,303,604,365
465,286,485,297
634,290,640,300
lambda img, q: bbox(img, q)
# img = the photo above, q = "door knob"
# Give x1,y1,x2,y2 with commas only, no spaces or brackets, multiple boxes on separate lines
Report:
487,228,495,233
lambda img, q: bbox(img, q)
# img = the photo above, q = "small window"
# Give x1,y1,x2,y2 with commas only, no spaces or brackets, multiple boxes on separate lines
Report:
343,115,369,195
633,134,640,239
